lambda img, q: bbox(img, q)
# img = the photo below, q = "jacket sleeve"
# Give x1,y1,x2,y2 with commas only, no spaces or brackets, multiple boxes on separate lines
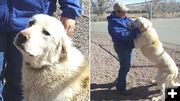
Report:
108,19,140,41
59,0,82,19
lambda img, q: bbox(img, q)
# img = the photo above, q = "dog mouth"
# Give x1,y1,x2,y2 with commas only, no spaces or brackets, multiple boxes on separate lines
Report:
14,37,36,57
14,39,25,50
14,42,35,57
24,51,35,57
25,61,50,70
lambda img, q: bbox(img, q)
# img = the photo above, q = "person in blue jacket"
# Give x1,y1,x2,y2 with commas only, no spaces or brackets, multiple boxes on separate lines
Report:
107,2,141,93
0,0,82,101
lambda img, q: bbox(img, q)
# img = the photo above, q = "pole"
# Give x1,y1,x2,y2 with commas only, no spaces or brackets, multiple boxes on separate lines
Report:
150,1,152,21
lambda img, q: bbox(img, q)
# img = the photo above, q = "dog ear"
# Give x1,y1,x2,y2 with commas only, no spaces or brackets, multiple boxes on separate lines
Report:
60,45,67,60
58,37,67,61
58,35,72,62
139,17,152,29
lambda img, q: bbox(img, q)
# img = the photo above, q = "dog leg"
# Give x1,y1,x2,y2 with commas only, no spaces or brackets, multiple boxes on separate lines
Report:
169,80,180,87
161,83,165,95
152,83,165,101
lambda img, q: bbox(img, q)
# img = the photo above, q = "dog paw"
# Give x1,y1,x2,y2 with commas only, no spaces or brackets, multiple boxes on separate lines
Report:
170,82,180,87
174,82,180,86
151,97,159,101
150,79,156,84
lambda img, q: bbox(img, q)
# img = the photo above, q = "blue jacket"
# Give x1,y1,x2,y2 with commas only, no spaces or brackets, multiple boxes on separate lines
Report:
0,0,82,33
107,12,140,49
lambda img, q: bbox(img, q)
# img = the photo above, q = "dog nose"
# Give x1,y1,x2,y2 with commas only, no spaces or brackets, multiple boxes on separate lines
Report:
15,31,29,46
14,31,30,49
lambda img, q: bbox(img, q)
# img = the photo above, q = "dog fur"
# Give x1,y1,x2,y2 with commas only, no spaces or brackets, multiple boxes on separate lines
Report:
132,17,179,101
14,14,89,101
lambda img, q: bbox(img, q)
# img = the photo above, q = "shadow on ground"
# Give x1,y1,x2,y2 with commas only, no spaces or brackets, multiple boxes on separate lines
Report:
91,82,159,101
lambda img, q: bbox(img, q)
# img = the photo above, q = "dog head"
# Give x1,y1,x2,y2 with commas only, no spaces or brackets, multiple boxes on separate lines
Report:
14,14,71,68
131,17,153,32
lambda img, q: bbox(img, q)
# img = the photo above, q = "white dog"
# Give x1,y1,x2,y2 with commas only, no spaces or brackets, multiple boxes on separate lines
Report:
14,14,89,101
131,17,179,101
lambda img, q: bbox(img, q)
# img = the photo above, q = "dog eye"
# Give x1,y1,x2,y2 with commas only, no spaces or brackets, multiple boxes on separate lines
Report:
29,20,35,27
42,29,50,36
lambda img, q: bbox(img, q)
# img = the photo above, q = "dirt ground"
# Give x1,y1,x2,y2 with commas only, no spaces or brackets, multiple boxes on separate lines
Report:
90,32,180,101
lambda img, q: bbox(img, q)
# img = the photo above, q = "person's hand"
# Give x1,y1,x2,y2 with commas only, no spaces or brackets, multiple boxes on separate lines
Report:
60,16,75,37
127,24,135,30
127,21,136,30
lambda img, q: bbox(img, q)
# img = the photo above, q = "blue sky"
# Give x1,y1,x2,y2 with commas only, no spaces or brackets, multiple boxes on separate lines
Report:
117,0,150,4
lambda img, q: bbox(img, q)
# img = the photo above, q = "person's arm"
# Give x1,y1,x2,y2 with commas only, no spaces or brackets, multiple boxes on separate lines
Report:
59,0,82,37
59,0,82,19
108,19,140,41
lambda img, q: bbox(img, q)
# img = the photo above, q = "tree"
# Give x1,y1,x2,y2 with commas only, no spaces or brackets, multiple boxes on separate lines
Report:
145,0,162,19
145,0,179,18
81,0,89,16
91,0,115,15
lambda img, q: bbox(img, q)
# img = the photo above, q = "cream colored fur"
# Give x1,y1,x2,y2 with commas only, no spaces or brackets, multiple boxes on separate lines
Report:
132,17,179,101
14,14,89,101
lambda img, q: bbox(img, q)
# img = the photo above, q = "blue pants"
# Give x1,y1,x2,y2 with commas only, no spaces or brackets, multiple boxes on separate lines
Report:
113,44,132,91
0,33,23,101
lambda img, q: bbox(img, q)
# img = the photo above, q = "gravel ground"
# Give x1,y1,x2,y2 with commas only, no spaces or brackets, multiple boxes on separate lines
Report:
72,0,89,58
73,15,89,58
90,32,180,101
53,0,89,58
